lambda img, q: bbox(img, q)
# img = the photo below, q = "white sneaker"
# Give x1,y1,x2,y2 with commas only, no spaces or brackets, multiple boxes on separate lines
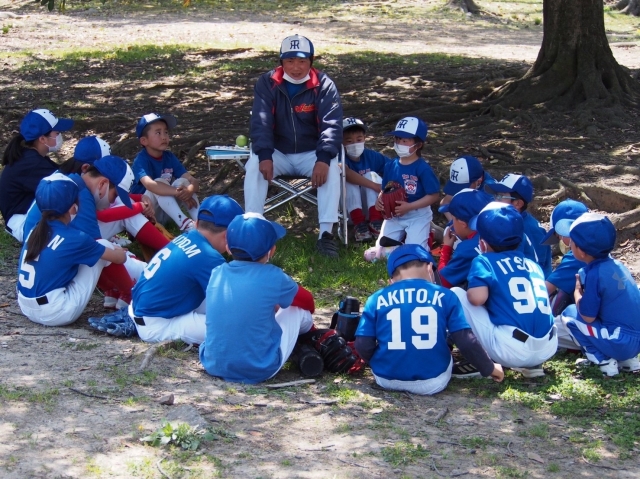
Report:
110,235,132,247
511,364,545,378
618,356,640,373
599,360,619,377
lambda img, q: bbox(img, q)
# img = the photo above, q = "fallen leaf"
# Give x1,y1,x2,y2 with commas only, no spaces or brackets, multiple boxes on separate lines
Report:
528,452,545,463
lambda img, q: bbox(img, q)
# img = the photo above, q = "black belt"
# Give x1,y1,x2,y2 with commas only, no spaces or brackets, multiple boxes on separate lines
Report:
134,316,146,326
36,295,49,306
512,328,555,343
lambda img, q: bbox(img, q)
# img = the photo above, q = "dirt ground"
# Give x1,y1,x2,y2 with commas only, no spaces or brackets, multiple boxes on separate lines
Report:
1,1,640,478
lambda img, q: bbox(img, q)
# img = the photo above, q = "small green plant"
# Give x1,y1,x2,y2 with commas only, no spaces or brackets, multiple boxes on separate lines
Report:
547,462,560,473
281,459,292,466
582,445,601,462
496,466,529,478
460,436,491,449
333,423,352,434
381,442,429,467
140,421,213,451
524,423,549,439
534,17,542,25
2,24,11,34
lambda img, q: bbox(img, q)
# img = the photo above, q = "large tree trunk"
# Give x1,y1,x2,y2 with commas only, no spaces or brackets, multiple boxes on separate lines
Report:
493,0,640,109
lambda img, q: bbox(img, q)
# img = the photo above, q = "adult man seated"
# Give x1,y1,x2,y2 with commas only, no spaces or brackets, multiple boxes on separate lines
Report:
244,34,343,258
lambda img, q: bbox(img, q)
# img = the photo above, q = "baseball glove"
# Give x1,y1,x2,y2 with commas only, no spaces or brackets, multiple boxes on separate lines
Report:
311,329,360,374
381,181,407,220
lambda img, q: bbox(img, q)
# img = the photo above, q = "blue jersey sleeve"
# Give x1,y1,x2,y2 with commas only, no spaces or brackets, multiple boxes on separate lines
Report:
440,237,482,287
467,255,494,289
418,162,440,195
547,252,585,295
356,292,380,338
578,267,602,318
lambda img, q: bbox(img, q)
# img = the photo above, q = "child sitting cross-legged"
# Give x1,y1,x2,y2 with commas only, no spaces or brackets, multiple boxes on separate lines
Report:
354,244,503,395
451,202,558,378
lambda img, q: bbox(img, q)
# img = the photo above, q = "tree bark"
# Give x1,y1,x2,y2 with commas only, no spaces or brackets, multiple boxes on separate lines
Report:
448,0,482,14
492,0,640,109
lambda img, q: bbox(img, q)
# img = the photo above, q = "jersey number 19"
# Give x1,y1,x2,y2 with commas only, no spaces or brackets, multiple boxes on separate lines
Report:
386,306,438,350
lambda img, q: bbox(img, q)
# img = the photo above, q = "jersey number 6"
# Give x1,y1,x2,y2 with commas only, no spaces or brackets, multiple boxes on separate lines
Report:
143,247,172,280
386,306,438,350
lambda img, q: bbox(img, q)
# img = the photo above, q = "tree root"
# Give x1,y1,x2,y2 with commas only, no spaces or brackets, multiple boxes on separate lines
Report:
611,206,640,229
535,185,567,205
552,178,596,208
138,340,173,373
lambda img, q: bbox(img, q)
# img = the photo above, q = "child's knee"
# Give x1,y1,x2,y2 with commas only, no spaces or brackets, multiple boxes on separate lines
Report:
172,178,190,188
154,178,171,186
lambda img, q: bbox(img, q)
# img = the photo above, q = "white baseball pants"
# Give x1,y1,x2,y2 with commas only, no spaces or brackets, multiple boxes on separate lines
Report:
345,171,381,214
377,205,433,250
129,299,207,345
452,287,558,368
244,149,340,225
144,178,199,228
18,239,113,326
373,359,452,395
269,306,314,377
98,197,149,239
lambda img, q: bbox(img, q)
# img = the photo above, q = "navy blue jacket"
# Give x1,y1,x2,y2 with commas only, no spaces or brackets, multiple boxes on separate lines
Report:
0,149,58,224
250,66,343,165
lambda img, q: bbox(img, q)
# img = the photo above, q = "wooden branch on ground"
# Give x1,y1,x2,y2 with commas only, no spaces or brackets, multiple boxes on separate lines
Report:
68,388,113,401
266,379,315,389
138,340,172,373
183,139,208,169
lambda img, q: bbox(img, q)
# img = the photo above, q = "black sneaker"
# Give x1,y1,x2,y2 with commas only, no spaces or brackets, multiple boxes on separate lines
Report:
451,360,482,379
317,232,339,258
354,223,372,242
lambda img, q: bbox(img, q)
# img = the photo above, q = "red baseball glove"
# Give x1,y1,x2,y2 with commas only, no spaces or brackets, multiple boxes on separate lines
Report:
381,181,407,219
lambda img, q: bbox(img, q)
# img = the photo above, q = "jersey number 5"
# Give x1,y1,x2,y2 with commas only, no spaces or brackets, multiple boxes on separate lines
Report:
18,251,36,289
386,306,438,350
509,277,551,315
143,247,171,280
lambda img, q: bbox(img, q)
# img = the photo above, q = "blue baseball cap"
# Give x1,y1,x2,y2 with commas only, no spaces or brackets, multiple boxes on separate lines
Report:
472,202,523,247
569,213,615,259
20,109,74,142
136,113,177,138
541,199,589,245
227,213,286,261
386,117,428,142
438,188,493,224
35,172,79,215
73,135,111,164
197,195,244,227
387,244,434,277
93,155,134,208
443,156,485,196
485,174,534,204
280,34,314,59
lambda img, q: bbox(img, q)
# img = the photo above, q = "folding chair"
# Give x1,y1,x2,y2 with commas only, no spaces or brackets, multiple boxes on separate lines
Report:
205,145,349,245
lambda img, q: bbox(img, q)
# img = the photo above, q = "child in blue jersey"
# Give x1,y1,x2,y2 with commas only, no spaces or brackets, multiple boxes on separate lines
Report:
439,155,495,222
539,200,589,349
88,195,244,344
486,174,551,276
437,188,493,289
200,213,317,384
21,155,143,310
371,117,440,254
17,173,126,327
451,202,557,378
131,113,201,232
354,244,503,395
1,109,74,243
342,117,390,241
559,213,640,376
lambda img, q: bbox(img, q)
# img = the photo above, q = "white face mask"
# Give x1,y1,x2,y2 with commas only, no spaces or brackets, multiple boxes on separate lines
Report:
394,142,416,158
559,238,570,255
345,142,365,159
283,72,310,84
69,213,77,223
48,133,63,153
93,183,110,211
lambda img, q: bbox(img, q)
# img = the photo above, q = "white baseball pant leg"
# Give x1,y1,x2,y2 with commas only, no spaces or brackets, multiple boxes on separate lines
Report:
18,239,113,326
376,206,432,250
554,314,582,350
129,303,206,345
244,149,340,225
6,213,26,243
452,287,558,368
145,178,199,227
268,306,314,378
346,172,381,215
98,197,150,239
374,359,452,395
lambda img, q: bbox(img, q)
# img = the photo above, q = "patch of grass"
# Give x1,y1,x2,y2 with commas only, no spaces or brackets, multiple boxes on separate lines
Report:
324,382,360,404
460,436,492,449
61,341,100,351
582,442,602,462
333,423,352,434
523,423,549,439
0,230,21,265
271,233,387,307
0,385,59,405
496,466,529,478
2,24,11,35
547,462,560,473
108,365,158,388
381,442,429,467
